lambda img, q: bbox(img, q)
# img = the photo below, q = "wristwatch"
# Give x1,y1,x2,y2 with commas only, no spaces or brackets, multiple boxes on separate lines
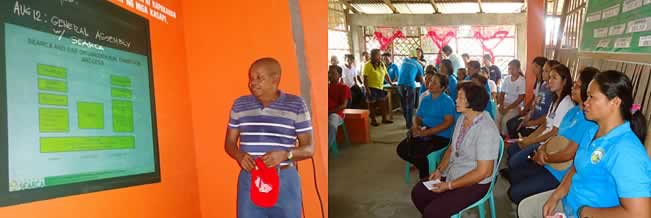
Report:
287,150,293,160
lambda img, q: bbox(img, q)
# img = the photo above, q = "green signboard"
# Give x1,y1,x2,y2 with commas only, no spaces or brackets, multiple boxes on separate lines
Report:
581,0,651,54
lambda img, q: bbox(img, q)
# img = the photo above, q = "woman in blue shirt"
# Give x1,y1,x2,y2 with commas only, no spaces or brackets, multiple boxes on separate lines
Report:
440,59,457,101
507,67,599,205
543,70,651,218
397,73,456,179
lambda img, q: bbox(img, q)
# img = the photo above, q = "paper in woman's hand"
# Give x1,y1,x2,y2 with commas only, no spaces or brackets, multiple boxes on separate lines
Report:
422,179,441,190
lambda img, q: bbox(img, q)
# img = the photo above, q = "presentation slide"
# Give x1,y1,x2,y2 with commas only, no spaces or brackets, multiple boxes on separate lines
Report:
0,0,159,206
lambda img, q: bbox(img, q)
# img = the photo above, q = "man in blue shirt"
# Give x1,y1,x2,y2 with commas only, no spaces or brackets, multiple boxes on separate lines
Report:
398,50,424,129
383,52,399,83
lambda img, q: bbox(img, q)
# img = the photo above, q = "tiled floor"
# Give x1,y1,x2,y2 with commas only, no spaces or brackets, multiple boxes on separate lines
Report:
329,112,517,218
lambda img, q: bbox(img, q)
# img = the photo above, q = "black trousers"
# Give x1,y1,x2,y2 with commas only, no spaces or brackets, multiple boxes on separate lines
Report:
506,116,537,138
396,135,450,179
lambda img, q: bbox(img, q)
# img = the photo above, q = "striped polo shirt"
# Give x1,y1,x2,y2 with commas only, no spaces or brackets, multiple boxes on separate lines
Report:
228,91,312,165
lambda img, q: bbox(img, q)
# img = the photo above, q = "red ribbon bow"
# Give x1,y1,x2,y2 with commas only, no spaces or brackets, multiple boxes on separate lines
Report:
473,30,509,64
426,31,457,50
374,30,405,50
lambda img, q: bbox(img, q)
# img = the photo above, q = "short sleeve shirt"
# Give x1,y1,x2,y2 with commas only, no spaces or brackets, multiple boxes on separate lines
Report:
328,83,352,118
342,64,358,88
543,96,575,135
448,54,464,74
544,105,598,181
563,122,651,217
447,75,458,101
501,75,526,107
228,91,312,166
531,82,553,120
398,58,424,88
386,63,399,82
416,93,456,139
445,112,500,184
363,62,388,90
487,65,501,83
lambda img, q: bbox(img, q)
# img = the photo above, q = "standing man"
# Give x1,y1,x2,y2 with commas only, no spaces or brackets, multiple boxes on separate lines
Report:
482,54,502,87
397,50,424,129
343,54,364,108
225,58,314,218
364,49,394,126
383,52,399,83
442,45,464,74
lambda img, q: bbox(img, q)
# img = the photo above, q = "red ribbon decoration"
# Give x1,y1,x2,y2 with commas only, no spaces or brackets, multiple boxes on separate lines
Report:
473,30,509,64
426,31,457,50
374,30,405,50
426,30,456,65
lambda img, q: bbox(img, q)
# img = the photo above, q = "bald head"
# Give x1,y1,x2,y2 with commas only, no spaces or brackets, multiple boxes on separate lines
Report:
249,57,282,80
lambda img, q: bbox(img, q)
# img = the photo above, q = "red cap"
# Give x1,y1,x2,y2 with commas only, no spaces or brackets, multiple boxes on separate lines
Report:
250,158,280,208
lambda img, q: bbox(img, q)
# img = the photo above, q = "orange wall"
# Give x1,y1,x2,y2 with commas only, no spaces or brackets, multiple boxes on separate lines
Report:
0,0,202,217
182,0,328,218
526,0,546,101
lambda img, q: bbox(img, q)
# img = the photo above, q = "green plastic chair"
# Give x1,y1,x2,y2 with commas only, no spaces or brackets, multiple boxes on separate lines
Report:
405,145,449,184
428,146,450,173
449,138,505,218
329,120,350,158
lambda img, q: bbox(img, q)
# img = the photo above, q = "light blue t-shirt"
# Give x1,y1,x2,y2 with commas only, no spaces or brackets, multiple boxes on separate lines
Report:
447,75,458,101
398,58,424,88
387,63,399,83
562,122,651,217
416,93,456,139
544,106,598,181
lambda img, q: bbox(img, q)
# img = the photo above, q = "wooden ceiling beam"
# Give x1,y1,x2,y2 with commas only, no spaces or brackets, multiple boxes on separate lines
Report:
383,0,399,13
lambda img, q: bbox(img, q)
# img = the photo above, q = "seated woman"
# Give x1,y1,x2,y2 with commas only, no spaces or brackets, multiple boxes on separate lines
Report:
410,84,500,218
507,67,599,205
418,65,437,104
521,70,651,218
502,64,575,189
397,73,455,179
440,59,458,101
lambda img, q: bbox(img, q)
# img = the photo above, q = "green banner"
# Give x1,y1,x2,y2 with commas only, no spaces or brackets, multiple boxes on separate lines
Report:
581,0,651,53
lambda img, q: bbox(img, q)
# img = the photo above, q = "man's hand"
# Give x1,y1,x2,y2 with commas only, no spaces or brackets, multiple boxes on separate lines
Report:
237,152,256,171
261,150,289,168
